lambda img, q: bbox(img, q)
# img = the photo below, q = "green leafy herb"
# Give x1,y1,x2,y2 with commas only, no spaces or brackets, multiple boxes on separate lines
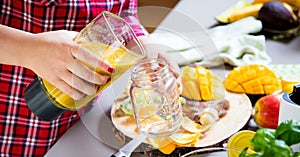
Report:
244,154,262,157
263,139,293,157
294,152,300,157
251,128,276,152
239,148,249,157
239,120,300,157
276,120,300,146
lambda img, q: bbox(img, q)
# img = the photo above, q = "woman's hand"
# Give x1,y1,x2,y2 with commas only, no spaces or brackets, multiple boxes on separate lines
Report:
137,36,182,92
23,30,114,100
137,36,181,78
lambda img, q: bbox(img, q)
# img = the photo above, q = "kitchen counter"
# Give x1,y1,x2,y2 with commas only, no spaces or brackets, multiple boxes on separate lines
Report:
45,0,300,156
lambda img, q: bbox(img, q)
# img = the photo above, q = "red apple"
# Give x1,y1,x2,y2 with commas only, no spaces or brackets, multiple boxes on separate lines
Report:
253,94,281,129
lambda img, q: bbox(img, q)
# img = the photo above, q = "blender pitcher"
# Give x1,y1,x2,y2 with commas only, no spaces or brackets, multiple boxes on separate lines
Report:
24,11,146,121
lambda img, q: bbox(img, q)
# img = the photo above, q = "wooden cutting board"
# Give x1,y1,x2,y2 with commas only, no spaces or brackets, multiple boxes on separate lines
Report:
111,91,252,148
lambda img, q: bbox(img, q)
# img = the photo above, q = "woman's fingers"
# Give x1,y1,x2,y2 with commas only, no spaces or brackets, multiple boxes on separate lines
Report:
29,30,116,100
63,44,113,98
55,79,86,100
68,59,110,85
158,52,181,78
70,45,115,74
61,69,99,96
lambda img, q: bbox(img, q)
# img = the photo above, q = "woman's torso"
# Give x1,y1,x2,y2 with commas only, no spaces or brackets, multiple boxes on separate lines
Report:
0,0,135,156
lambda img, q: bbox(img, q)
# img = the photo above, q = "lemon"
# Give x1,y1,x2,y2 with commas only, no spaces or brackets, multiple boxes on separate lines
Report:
200,113,216,125
169,131,201,146
202,108,219,119
181,116,201,133
197,123,213,133
227,130,256,157
147,137,172,149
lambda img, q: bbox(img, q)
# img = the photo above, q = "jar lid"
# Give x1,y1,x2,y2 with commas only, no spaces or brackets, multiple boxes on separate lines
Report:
24,77,66,121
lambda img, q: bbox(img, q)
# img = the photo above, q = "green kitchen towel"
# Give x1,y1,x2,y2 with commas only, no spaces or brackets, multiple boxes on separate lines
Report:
150,17,271,67
208,16,271,67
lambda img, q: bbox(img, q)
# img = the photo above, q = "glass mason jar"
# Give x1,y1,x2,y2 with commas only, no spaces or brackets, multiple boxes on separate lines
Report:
129,58,182,138
24,11,146,121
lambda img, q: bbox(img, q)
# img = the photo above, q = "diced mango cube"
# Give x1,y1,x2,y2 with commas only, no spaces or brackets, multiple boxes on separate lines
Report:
224,64,282,94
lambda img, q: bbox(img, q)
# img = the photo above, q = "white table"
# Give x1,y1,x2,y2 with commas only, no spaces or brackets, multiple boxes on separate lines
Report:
45,0,300,156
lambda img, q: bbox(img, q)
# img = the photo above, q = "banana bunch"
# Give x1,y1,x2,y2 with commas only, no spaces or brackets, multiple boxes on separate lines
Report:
224,64,282,95
181,66,225,101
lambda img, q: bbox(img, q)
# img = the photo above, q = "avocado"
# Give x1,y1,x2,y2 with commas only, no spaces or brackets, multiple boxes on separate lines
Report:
258,1,299,31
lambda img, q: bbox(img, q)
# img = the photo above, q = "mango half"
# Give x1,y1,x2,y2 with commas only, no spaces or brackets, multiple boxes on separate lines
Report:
224,64,281,95
181,66,225,101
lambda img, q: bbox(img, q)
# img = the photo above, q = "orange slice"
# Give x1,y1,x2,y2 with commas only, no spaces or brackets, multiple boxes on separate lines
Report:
147,137,176,155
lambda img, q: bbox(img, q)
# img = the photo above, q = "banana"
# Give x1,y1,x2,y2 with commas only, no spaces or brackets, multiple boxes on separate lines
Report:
252,0,272,4
253,0,300,8
228,3,263,22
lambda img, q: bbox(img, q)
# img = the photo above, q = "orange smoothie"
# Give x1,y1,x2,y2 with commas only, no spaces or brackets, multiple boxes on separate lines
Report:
42,42,143,109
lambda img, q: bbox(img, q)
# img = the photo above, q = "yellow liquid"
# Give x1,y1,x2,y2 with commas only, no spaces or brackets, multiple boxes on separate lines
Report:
42,42,143,109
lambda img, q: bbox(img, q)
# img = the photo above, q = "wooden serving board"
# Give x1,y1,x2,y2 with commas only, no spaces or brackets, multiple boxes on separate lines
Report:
111,91,252,148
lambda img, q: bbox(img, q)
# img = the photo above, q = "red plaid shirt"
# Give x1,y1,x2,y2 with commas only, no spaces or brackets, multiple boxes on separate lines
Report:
0,0,147,156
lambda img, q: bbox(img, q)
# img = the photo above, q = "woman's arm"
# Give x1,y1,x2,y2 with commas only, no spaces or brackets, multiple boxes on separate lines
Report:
0,24,33,67
0,25,114,100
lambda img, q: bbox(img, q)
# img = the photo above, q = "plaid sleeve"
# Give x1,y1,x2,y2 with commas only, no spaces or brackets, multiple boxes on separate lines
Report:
120,0,149,37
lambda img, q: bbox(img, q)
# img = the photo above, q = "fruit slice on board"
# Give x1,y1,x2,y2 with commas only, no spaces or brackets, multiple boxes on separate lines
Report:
181,116,202,133
195,66,212,101
181,66,225,101
169,131,201,147
215,1,262,23
224,64,281,95
147,137,176,155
